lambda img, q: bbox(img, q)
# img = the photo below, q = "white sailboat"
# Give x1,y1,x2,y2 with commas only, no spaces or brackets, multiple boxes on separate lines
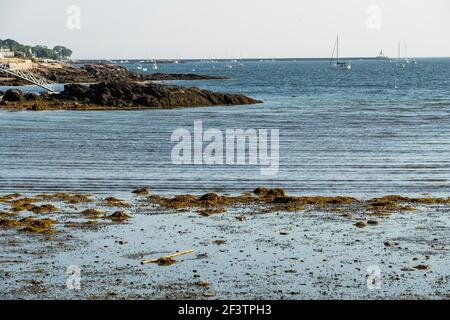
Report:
404,44,417,64
329,36,351,70
396,42,407,68
404,43,410,64
152,60,158,70
376,49,389,60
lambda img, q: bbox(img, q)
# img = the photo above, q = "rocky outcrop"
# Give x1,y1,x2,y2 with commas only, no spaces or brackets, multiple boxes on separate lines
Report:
34,63,151,83
0,82,262,111
56,82,260,108
3,89,22,102
0,62,230,86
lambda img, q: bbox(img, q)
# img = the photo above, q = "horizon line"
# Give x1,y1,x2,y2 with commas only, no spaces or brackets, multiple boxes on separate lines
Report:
71,56,450,61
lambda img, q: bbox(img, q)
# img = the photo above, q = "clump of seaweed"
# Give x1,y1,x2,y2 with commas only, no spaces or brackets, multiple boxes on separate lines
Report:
147,188,362,213
0,217,57,234
151,257,177,266
141,249,193,266
365,195,449,214
148,194,200,209
8,197,41,211
65,220,100,228
34,192,93,204
273,195,358,207
148,191,259,209
80,209,105,216
132,187,150,196
9,202,58,214
106,211,130,221
263,204,305,213
29,204,59,214
103,197,129,208
0,218,21,228
0,193,23,202
19,226,56,234
354,221,368,228
0,211,15,217
253,187,286,198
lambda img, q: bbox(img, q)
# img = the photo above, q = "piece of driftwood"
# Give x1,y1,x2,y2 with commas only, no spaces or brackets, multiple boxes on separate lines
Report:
141,249,194,266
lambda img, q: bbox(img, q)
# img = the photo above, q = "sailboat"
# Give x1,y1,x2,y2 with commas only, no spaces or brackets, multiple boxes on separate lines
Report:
404,44,417,64
376,49,389,60
396,42,407,68
404,43,410,64
329,36,351,70
152,60,158,70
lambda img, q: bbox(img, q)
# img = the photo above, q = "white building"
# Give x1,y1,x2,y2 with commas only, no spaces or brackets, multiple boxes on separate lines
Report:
0,47,15,59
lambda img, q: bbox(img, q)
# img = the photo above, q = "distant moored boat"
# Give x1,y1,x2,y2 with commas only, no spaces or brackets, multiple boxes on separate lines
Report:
329,36,351,70
376,49,389,60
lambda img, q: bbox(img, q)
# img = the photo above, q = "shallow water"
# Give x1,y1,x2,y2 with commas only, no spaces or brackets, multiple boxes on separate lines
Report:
1,59,450,196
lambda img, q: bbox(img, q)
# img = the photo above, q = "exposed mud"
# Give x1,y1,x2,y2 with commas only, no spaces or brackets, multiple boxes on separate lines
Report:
0,188,448,300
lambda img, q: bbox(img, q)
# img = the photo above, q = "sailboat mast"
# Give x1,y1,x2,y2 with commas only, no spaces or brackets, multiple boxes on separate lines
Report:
398,42,401,60
337,36,339,60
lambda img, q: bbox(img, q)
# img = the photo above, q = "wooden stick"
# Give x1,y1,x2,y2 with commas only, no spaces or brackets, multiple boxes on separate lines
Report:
141,249,193,265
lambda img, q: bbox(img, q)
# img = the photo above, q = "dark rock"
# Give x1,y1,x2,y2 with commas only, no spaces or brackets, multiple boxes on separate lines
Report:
1,63,230,87
59,84,88,100
2,79,262,111
24,93,39,101
3,89,23,102
31,104,45,111
253,187,269,195
56,82,261,109
28,63,152,86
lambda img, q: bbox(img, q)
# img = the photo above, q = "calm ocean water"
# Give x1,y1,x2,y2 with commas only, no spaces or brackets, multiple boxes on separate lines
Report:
1,59,449,197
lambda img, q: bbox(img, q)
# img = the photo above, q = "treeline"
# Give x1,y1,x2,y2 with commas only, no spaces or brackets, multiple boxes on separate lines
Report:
0,39,72,60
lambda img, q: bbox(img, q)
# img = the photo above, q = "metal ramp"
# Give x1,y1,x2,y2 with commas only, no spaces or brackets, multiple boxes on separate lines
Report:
0,63,55,92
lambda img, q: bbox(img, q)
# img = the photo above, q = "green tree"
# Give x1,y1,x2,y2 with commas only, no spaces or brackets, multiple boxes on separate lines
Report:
0,38,73,60
53,46,73,59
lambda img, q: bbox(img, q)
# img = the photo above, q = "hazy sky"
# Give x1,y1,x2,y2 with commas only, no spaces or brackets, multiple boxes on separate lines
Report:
1,0,449,59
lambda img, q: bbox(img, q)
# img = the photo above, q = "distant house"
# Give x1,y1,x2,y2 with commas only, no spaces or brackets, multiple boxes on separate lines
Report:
0,47,15,59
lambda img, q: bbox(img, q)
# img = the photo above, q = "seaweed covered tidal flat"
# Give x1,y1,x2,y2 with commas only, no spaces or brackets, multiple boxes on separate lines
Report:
1,188,449,299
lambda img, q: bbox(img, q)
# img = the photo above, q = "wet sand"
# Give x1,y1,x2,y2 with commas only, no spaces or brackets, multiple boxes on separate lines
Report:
0,189,449,300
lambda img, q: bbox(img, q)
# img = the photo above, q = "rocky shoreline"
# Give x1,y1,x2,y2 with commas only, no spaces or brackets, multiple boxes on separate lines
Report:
0,81,261,111
0,62,229,86
0,61,261,110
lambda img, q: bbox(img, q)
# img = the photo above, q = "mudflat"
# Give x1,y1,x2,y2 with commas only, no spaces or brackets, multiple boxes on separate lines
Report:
1,188,448,299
